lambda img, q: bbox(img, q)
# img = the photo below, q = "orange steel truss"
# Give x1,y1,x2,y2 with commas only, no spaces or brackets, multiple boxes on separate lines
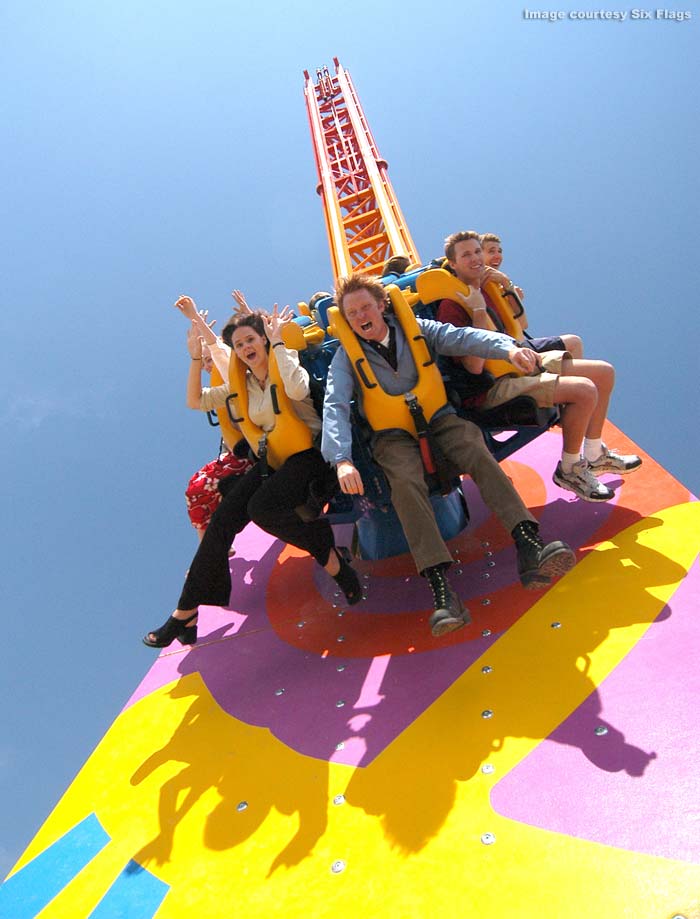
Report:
303,59,420,280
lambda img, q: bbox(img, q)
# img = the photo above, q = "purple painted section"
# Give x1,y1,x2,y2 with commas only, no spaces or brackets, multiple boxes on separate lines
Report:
490,556,700,863
129,530,499,765
126,431,624,767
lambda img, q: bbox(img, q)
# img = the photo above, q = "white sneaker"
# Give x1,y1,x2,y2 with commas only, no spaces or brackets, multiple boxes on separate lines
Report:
588,445,642,476
553,460,615,502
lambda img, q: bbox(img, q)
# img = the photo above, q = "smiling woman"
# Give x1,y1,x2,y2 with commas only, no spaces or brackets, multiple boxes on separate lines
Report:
142,301,362,650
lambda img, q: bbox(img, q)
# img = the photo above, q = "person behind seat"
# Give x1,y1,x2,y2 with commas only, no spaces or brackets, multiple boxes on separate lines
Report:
381,254,411,279
144,304,361,650
322,273,576,638
439,230,641,502
479,231,583,359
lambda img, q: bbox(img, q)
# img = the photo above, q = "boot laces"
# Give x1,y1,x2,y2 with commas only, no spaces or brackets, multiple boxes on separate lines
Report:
515,522,544,550
428,570,450,608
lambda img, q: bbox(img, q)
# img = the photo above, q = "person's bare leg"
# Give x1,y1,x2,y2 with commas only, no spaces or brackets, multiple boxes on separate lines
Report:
551,370,616,501
551,375,598,454
560,334,583,359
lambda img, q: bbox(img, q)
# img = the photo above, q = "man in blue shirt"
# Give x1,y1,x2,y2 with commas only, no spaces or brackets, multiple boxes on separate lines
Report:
322,273,576,637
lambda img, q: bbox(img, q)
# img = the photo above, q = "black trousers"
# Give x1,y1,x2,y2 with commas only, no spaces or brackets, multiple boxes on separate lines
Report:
178,448,335,609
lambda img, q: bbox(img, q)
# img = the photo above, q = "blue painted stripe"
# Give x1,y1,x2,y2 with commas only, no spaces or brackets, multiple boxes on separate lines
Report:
0,813,109,918
88,861,169,918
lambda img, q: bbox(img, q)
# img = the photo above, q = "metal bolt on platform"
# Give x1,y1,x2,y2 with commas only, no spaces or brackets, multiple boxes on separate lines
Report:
236,801,248,812
336,700,346,708
297,621,305,628
481,764,495,775
551,621,562,629
274,688,285,696
482,541,491,548
336,664,346,672
594,725,609,736
482,709,494,719
335,742,345,751
481,572,491,580
482,628,492,637
333,794,346,806
331,860,346,874
481,833,496,845
337,635,345,643
482,665,493,674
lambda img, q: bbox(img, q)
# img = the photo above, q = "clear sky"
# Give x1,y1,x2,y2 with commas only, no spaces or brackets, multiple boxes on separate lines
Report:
1,0,697,876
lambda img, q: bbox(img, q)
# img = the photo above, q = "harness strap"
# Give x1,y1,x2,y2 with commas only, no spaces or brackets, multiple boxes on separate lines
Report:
405,393,455,495
257,432,270,479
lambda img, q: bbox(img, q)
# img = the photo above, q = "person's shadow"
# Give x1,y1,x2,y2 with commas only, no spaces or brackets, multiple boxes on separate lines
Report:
129,675,329,876
344,513,680,854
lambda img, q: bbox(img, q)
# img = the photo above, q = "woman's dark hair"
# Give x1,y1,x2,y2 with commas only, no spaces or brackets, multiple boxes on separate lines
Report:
221,311,268,349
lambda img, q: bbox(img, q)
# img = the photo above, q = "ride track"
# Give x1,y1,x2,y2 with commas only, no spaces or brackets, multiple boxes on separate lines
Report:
2,61,698,919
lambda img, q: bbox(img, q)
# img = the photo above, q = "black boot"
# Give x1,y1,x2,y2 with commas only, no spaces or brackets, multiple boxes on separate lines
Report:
423,565,471,637
512,521,576,589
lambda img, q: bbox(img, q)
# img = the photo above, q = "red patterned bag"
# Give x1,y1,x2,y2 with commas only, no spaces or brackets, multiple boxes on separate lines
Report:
185,452,253,533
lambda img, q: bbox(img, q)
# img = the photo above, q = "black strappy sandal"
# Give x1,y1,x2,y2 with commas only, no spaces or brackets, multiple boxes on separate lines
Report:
331,548,362,606
142,613,198,648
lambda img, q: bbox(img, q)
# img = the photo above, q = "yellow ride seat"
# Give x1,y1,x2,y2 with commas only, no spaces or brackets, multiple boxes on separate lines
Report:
415,268,522,379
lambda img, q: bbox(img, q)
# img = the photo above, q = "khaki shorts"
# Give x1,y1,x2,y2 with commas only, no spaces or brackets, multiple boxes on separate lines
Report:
482,349,569,410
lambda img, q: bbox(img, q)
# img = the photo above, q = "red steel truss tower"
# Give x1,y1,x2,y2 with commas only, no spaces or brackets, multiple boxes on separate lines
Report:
303,59,420,279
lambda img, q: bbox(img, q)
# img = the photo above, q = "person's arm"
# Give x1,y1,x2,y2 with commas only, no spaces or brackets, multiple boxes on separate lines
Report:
263,305,310,400
174,295,219,346
481,267,529,328
458,289,491,374
198,379,231,413
437,293,492,374
185,325,206,409
321,351,364,495
231,289,253,316
419,316,515,362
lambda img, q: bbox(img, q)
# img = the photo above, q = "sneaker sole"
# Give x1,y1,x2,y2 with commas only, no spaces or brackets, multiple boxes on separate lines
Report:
521,546,576,590
552,474,614,502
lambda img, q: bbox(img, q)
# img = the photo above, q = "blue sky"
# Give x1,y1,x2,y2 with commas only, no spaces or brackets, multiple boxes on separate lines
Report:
1,0,697,876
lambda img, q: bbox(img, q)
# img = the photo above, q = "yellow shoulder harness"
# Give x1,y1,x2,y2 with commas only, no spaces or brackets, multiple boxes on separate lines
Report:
328,285,447,438
416,269,521,379
209,366,243,452
226,349,313,470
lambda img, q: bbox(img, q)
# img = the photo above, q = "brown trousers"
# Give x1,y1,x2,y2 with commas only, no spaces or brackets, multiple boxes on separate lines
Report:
373,413,535,573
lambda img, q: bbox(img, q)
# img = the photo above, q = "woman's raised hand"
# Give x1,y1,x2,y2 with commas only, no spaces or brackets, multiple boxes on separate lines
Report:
174,295,198,320
262,304,295,344
197,309,217,334
231,289,253,316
